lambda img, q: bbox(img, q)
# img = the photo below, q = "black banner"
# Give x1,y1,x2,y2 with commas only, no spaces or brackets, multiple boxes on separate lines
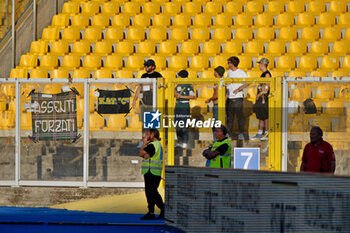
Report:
97,89,131,114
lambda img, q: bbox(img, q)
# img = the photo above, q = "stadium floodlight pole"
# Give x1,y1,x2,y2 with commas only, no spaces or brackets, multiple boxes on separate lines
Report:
83,79,89,188
282,78,288,172
33,0,36,41
11,0,15,68
14,80,21,186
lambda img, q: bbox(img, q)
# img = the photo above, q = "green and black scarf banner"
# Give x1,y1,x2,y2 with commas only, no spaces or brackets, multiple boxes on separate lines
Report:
97,89,131,114
30,91,79,142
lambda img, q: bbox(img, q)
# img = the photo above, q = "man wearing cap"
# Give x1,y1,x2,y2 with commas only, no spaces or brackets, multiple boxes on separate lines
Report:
174,70,196,149
253,58,271,140
226,56,249,141
206,66,225,141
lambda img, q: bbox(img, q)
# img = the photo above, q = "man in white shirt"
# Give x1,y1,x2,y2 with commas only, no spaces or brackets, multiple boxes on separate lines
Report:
226,56,249,141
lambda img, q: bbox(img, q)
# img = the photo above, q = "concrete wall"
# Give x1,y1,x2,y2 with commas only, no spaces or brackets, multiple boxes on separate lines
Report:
0,0,67,78
165,166,350,232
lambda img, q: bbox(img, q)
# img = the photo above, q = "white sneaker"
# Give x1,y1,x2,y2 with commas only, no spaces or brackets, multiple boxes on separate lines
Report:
252,134,263,140
181,143,187,149
261,132,269,141
175,143,182,148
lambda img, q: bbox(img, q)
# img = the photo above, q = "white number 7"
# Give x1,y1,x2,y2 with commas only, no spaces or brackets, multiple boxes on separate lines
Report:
242,152,253,169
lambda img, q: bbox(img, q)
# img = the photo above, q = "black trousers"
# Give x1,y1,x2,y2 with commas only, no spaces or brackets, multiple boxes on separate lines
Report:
226,98,245,138
144,171,164,213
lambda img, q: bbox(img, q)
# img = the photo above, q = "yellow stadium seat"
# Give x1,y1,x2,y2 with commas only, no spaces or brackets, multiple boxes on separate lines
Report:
62,2,79,15
275,13,294,28
237,55,252,70
116,70,134,78
290,84,311,100
180,41,199,55
190,55,209,71
62,27,81,42
173,0,191,3
338,13,350,27
52,14,69,28
200,70,214,78
43,84,62,94
123,2,141,15
173,14,191,27
310,70,328,77
310,41,328,55
234,28,253,41
89,113,105,131
105,54,123,70
115,41,134,55
187,70,198,78
184,2,201,14
149,55,167,70
296,12,315,28
163,2,181,14
160,70,176,79
277,27,298,41
234,14,253,27
321,27,341,42
84,27,102,42
112,15,130,28
271,71,285,78
212,27,232,42
309,116,331,132
137,41,156,55
225,1,243,14
332,70,349,77
92,14,110,28
126,27,145,42
76,97,94,115
193,14,211,27
126,114,142,131
245,1,263,14
246,86,257,102
101,2,120,16
255,13,274,27
331,41,350,56
170,27,189,42
204,2,222,15
190,99,208,115
256,27,275,42
39,54,58,69
329,0,347,14
83,55,102,70
213,13,233,27
191,27,210,41
133,14,151,28
245,41,264,56
153,14,171,27
169,55,188,70
0,98,7,112
30,68,49,78
267,41,285,56
202,41,221,56
105,26,124,42
308,1,325,14
81,1,100,15
148,27,167,42
158,41,177,55
73,68,91,79
72,40,91,55
19,54,38,69
62,54,81,69
29,40,48,55
10,68,27,78
317,12,336,28
50,40,69,56
287,1,305,14
276,55,295,71
198,85,213,99
94,68,113,79
93,40,112,55
41,27,59,41
247,70,261,78
125,55,144,70
223,41,242,55
315,85,334,100
51,69,69,79
345,29,350,41
71,14,90,28
288,41,307,56
266,1,285,14
143,2,161,15
288,71,306,78
320,56,339,71
298,55,318,72
21,113,32,130
300,27,319,42
105,115,126,131
325,101,344,116
212,55,229,68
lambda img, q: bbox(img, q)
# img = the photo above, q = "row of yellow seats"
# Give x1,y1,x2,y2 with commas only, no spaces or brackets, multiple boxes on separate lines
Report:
61,1,350,17
41,25,350,44
290,84,350,100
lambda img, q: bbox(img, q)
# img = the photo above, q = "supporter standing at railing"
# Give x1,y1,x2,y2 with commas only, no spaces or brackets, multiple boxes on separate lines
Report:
253,58,271,141
226,56,249,142
300,126,336,173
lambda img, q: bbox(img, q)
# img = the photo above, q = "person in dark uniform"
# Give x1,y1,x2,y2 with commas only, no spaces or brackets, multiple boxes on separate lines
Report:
253,58,271,140
139,129,165,220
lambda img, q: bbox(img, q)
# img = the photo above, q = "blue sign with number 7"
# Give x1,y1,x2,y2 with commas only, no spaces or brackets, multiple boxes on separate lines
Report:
234,148,260,170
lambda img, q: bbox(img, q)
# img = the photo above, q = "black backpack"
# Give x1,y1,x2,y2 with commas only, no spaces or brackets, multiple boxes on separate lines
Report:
303,98,317,114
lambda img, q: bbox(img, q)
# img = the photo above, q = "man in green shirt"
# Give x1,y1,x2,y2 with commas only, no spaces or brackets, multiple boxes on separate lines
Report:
174,70,196,149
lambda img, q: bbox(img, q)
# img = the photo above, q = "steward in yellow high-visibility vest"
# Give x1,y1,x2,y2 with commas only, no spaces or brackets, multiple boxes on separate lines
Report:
203,125,232,168
139,128,164,220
